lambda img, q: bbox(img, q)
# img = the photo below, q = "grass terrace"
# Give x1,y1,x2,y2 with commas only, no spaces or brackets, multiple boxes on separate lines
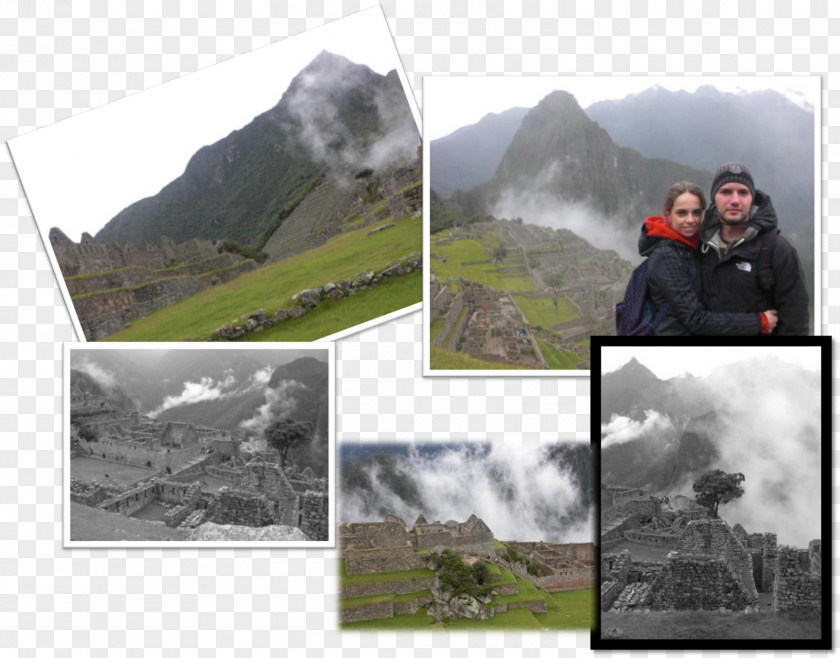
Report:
103,214,421,342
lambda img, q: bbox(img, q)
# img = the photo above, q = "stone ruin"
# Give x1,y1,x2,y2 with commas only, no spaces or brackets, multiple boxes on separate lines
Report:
339,513,597,625
430,277,546,368
338,513,496,576
50,228,258,339
71,404,328,540
503,541,596,591
600,485,822,615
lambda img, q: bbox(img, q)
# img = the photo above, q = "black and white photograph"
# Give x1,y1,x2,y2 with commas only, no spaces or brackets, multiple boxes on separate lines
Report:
592,337,830,650
424,75,820,377
65,343,334,547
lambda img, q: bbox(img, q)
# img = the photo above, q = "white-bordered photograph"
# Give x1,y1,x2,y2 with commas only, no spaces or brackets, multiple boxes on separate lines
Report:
423,76,820,377
64,342,335,547
11,7,422,344
592,337,830,650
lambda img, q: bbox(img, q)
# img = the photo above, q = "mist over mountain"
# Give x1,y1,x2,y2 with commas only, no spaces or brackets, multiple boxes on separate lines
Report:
434,91,711,261
94,51,419,249
429,107,529,198
70,350,329,475
585,85,813,239
340,442,593,543
600,354,821,545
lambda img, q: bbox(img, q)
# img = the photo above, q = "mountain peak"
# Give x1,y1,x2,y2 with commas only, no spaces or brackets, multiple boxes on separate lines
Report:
604,356,661,384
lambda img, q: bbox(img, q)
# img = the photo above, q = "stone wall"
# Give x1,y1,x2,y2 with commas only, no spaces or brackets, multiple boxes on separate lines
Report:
339,599,394,624
773,544,821,611
208,253,421,342
621,498,661,518
601,550,631,587
91,437,202,472
299,491,328,542
343,545,426,576
601,581,621,611
70,256,256,340
338,521,413,554
623,530,679,547
341,576,434,600
209,487,278,527
534,566,595,592
413,529,454,550
448,536,495,557
674,519,758,602
809,539,821,576
393,593,433,616
99,481,157,517
648,555,758,611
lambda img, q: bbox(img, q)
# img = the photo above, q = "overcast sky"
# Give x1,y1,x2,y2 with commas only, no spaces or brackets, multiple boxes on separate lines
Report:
423,75,818,141
600,345,823,379
9,6,418,243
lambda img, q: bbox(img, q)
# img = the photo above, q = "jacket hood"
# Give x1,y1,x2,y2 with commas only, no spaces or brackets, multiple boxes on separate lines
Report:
700,189,778,246
638,215,700,258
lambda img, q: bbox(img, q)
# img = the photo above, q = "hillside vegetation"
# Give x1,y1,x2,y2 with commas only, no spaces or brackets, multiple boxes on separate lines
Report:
105,213,421,342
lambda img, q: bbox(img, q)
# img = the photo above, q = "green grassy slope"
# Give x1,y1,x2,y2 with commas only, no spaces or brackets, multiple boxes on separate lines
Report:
340,555,594,631
103,215,421,342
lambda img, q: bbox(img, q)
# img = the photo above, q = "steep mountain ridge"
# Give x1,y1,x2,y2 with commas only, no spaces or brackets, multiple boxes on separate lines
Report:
94,51,419,251
429,107,529,198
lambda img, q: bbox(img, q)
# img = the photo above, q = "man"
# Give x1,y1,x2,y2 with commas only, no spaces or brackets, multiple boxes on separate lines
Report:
699,162,809,335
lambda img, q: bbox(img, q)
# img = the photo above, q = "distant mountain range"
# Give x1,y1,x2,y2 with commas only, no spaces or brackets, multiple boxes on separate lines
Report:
93,51,419,250
599,355,819,494
429,85,814,262
429,107,529,198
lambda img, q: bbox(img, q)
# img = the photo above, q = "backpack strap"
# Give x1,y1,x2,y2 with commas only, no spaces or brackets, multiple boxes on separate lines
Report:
757,229,778,298
650,302,669,330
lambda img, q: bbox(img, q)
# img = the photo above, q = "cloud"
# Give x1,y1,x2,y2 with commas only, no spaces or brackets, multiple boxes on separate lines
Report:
696,359,822,547
340,443,593,544
492,184,641,263
148,373,237,417
284,56,419,176
601,410,671,449
239,379,306,436
75,361,119,391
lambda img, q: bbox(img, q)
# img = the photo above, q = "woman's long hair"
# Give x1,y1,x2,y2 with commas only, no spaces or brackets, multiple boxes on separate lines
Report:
662,181,706,216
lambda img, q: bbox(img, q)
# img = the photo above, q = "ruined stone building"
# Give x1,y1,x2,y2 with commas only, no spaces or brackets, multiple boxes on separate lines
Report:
600,490,822,614
51,229,258,339
71,406,328,540
339,513,595,625
505,541,595,591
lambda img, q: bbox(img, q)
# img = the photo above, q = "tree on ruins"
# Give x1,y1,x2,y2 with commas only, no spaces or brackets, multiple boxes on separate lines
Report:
264,418,314,469
692,469,745,518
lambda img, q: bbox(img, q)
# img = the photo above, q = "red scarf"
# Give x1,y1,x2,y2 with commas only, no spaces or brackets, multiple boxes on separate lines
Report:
644,215,700,250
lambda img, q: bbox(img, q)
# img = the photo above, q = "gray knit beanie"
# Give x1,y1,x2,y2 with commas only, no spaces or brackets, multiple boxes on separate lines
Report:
710,162,755,199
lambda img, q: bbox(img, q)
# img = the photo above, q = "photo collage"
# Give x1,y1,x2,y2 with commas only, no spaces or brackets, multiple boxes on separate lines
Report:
5,5,831,652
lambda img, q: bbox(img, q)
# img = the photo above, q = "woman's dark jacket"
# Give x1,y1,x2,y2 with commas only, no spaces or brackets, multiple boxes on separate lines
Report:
639,216,762,336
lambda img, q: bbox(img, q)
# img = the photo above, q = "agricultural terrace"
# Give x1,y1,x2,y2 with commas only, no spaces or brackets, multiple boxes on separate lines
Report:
104,214,421,342
430,235,535,293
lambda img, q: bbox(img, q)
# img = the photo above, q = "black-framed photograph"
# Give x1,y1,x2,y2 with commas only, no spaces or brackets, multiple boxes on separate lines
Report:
591,336,830,650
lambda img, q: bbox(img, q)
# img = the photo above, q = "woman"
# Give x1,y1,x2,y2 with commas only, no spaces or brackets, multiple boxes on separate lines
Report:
639,181,777,335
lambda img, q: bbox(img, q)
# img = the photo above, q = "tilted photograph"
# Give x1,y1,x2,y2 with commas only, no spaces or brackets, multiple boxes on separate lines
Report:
64,343,334,547
337,441,595,631
592,338,830,650
11,8,421,343
424,76,819,375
